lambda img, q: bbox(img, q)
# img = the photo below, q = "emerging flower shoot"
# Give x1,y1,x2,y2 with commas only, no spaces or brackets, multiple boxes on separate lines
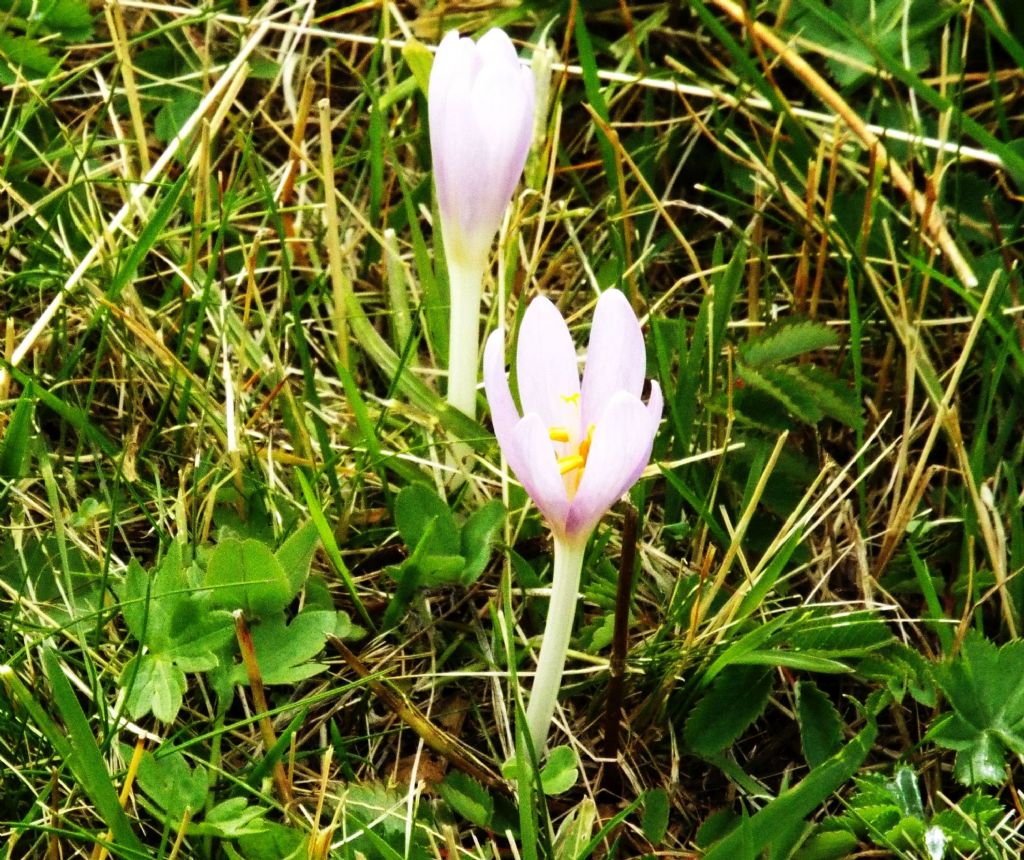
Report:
429,28,535,418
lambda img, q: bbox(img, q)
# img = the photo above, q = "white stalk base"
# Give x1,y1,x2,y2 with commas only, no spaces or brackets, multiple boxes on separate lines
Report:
525,537,587,756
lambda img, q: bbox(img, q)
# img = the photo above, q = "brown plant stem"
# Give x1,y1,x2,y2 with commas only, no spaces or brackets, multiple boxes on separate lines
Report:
233,610,294,808
603,504,638,772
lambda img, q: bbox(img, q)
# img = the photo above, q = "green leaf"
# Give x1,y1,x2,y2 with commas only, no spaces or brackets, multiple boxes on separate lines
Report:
740,319,839,368
886,766,924,819
3,0,94,40
685,665,773,757
641,788,670,845
41,650,144,853
796,681,844,768
229,609,335,686
205,537,293,617
154,90,202,143
459,499,505,584
541,745,579,795
737,361,824,424
952,732,1005,786
711,240,746,358
0,380,34,479
123,653,185,723
234,823,307,860
401,38,433,96
136,749,208,824
930,631,1024,784
117,542,186,649
201,797,270,837
0,33,57,80
395,483,460,556
275,520,321,599
554,798,597,858
439,771,494,827
783,365,862,428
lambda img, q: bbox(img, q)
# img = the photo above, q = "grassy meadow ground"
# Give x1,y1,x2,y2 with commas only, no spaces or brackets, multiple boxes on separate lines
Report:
1,0,1024,857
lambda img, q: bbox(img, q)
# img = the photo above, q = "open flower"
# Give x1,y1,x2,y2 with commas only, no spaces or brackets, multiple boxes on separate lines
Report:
429,28,535,270
484,290,662,546
484,289,661,755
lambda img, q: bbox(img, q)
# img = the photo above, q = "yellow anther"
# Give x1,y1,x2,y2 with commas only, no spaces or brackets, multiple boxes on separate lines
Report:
578,424,596,462
548,427,570,443
560,392,581,406
557,454,585,475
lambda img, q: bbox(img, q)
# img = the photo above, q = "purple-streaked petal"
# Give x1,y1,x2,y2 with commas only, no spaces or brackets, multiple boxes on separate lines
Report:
507,413,570,534
516,297,582,435
564,385,662,539
580,289,646,427
483,329,520,445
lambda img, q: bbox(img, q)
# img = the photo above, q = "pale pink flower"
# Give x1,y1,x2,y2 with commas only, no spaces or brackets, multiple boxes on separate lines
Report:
429,29,535,269
484,290,662,545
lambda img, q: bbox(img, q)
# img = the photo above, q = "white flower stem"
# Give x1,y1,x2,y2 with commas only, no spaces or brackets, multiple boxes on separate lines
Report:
526,536,587,756
446,257,486,420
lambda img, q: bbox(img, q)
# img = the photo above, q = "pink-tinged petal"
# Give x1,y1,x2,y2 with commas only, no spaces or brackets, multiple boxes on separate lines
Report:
483,329,520,445
516,297,582,435
580,290,646,427
507,413,570,535
428,27,536,269
645,378,664,436
564,386,661,539
470,59,533,206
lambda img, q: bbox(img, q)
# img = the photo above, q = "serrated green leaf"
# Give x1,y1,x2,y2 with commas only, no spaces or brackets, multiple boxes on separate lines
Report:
685,665,773,757
953,732,1005,785
2,0,94,40
797,681,844,768
740,319,839,368
930,631,1024,784
234,823,307,860
541,745,579,795
0,33,57,79
784,364,862,428
886,766,925,819
275,520,320,599
737,361,823,424
117,542,197,651
439,771,494,827
459,499,504,584
205,538,292,617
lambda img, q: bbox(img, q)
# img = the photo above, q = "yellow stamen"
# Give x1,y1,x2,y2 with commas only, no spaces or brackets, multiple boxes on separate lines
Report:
548,427,570,443
578,424,596,462
560,392,581,406
557,454,585,475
